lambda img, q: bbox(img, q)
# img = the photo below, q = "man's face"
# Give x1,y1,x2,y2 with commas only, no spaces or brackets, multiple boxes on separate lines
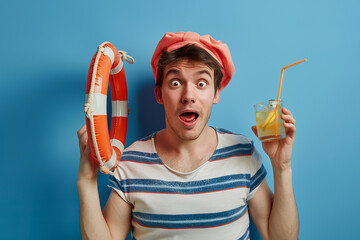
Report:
155,60,220,141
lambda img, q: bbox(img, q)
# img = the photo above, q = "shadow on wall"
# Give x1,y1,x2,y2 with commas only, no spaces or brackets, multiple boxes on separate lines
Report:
136,80,165,137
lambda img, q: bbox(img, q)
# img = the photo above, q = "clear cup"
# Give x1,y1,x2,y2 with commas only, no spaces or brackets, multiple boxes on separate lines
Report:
254,100,286,142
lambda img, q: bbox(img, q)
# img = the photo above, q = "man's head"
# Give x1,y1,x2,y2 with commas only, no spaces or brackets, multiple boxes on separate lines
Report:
156,44,223,92
150,32,235,141
151,32,235,92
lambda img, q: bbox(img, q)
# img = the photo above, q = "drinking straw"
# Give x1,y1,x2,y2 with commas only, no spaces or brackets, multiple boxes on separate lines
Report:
274,58,307,136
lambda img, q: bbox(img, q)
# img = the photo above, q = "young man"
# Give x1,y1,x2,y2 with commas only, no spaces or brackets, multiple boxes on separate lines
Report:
77,32,299,240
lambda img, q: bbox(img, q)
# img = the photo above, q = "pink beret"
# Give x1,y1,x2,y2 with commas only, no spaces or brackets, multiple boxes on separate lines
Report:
151,32,235,91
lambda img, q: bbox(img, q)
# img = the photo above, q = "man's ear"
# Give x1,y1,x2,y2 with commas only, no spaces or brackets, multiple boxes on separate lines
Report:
154,86,163,104
213,89,220,104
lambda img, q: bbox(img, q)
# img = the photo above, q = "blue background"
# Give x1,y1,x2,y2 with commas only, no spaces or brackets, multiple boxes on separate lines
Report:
1,0,359,239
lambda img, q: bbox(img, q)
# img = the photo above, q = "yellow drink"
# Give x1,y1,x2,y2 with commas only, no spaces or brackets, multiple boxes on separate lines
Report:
254,100,285,142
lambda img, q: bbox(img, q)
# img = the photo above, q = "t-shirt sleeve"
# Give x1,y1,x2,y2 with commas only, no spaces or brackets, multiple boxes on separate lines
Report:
247,145,267,201
107,166,132,205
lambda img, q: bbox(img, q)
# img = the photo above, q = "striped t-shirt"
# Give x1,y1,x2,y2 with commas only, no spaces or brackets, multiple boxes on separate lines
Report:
109,127,267,240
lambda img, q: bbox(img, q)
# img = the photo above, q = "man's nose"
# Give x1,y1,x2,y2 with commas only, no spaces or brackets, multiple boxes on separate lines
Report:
181,84,196,104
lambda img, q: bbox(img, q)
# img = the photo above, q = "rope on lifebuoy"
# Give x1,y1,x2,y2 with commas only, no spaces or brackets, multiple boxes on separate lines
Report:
119,50,135,64
86,43,106,173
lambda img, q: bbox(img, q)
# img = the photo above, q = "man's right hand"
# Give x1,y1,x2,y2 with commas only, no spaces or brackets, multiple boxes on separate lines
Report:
77,125,99,183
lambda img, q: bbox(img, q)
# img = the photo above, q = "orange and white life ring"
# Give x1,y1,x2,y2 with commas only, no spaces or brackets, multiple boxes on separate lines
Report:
84,41,134,175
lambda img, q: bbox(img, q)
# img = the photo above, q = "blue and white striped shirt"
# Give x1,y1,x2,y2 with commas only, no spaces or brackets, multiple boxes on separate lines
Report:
109,127,266,240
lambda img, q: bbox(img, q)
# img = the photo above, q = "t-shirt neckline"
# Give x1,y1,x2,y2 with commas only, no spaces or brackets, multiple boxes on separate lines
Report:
150,127,220,175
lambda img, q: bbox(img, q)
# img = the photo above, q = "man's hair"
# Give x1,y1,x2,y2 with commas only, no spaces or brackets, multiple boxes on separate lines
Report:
156,44,223,91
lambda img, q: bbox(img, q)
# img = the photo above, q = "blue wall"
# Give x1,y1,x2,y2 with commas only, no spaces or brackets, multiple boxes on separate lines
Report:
1,0,359,239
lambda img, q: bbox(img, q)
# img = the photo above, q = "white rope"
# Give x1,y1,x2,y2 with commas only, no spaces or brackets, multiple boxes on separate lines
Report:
84,42,108,171
118,50,135,64
84,103,94,118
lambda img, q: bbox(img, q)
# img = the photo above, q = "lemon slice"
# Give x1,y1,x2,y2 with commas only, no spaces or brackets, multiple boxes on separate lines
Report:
263,113,276,131
260,111,276,130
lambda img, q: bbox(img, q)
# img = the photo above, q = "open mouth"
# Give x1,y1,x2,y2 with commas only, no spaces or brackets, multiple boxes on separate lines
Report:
179,112,199,123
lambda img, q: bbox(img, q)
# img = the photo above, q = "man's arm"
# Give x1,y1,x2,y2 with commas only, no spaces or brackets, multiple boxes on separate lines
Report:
77,125,132,240
249,107,299,240
248,173,298,240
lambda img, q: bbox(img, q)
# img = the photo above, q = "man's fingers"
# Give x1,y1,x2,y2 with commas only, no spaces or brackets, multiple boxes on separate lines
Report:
282,113,296,139
282,107,291,114
77,125,88,150
281,108,296,124
284,121,296,139
77,125,87,138
281,114,296,125
281,108,296,140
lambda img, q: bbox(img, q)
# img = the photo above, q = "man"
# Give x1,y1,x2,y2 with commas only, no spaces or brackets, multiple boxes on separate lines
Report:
77,32,298,240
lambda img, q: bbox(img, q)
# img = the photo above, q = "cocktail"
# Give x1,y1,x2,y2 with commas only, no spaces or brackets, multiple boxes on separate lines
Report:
254,59,307,142
254,100,285,142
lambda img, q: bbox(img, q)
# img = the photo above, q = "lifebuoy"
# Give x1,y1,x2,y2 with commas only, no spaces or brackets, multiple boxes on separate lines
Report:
84,41,134,175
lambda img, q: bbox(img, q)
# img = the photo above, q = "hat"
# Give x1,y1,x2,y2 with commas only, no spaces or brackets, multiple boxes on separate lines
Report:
151,31,235,91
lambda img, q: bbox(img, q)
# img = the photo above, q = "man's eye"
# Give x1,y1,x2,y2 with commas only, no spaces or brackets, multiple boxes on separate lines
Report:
170,80,181,87
198,81,207,87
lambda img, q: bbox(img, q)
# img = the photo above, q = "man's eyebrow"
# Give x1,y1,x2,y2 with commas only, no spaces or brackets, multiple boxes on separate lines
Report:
164,69,212,78
197,70,212,77
164,69,181,78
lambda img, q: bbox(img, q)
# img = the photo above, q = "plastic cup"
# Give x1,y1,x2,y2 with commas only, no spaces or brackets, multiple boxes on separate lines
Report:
254,100,285,142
